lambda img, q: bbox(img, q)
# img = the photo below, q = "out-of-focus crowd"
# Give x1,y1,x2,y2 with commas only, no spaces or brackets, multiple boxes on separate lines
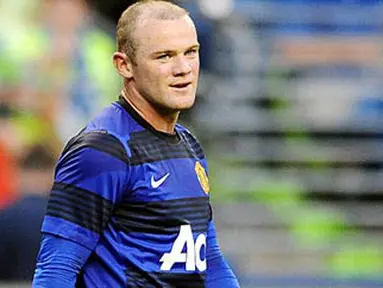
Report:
0,0,119,209
0,0,119,281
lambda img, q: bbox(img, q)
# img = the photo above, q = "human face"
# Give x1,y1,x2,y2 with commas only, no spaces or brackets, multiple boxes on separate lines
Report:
129,15,200,113
43,0,86,33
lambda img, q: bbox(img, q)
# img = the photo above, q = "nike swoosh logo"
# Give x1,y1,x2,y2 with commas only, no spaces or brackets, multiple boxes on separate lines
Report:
151,173,170,188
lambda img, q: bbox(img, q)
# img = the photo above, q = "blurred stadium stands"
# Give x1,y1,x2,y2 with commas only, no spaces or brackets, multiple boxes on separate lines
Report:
191,0,383,287
1,0,383,287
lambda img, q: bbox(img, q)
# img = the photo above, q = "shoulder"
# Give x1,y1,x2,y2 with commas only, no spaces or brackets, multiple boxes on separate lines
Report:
87,102,133,135
176,124,200,142
81,101,138,153
55,129,130,198
61,130,129,165
59,102,133,166
176,124,206,159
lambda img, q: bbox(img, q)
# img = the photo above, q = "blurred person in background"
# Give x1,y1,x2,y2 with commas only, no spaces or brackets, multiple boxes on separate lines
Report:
0,0,119,211
32,1,240,287
0,134,17,209
0,0,118,208
0,94,18,209
0,0,40,208
0,0,119,156
25,0,120,144
0,144,55,281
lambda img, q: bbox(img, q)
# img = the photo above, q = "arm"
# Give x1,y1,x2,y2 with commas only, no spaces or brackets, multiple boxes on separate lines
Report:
32,131,130,287
32,234,91,288
206,221,241,288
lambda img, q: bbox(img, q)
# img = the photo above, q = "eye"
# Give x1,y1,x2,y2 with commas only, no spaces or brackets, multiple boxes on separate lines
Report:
157,54,171,60
185,49,198,56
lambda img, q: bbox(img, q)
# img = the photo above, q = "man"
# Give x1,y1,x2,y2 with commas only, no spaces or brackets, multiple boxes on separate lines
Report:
32,1,240,287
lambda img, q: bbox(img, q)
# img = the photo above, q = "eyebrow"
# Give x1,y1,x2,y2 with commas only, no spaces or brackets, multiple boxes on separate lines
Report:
151,44,200,57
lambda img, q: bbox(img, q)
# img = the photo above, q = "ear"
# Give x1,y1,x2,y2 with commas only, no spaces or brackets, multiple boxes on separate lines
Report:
113,52,134,79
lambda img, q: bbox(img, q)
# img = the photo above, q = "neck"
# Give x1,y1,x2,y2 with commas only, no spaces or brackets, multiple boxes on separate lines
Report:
122,86,179,134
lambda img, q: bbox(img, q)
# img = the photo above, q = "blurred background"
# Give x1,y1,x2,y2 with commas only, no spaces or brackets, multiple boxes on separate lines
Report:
1,0,383,287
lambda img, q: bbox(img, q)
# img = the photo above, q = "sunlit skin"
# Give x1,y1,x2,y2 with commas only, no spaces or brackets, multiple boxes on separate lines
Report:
113,15,200,134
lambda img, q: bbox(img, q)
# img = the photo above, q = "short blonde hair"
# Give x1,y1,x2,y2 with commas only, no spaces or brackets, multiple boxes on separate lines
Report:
116,0,189,64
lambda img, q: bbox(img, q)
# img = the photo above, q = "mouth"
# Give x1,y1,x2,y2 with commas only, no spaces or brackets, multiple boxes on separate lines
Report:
170,82,192,90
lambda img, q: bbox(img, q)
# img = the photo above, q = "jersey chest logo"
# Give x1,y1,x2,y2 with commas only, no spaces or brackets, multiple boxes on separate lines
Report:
151,172,170,188
195,162,209,194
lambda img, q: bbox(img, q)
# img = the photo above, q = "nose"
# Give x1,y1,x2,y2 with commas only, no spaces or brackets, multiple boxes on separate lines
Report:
172,56,192,76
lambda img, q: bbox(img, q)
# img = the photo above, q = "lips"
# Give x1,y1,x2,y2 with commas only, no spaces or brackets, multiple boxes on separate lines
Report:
170,82,191,88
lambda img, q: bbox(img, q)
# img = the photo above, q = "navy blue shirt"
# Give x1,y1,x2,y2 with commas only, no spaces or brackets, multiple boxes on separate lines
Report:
34,96,239,287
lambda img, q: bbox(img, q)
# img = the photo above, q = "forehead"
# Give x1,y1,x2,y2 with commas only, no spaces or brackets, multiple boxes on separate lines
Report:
134,16,198,54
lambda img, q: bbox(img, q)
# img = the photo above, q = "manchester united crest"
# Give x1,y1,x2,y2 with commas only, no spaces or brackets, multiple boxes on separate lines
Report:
195,161,210,194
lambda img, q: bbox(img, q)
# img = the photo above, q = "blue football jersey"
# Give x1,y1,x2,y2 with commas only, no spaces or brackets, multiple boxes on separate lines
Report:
41,96,212,287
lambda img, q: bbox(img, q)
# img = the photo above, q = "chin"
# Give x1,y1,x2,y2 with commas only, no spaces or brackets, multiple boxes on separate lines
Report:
176,104,194,111
175,97,196,110
155,100,194,114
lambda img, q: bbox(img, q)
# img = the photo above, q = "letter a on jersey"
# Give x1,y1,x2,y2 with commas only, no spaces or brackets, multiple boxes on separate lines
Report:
160,225,206,272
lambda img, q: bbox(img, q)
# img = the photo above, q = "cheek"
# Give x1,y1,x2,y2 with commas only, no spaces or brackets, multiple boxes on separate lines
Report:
138,68,161,87
191,61,200,75
157,67,172,85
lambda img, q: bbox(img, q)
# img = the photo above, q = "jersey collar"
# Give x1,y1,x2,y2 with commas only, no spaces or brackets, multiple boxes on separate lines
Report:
117,95,181,144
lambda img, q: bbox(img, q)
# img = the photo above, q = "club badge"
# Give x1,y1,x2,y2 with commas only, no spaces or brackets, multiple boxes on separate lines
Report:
195,161,210,194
